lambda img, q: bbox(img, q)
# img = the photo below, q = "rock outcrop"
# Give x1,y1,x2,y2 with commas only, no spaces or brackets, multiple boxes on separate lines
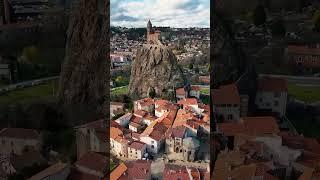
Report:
58,0,109,117
129,44,186,99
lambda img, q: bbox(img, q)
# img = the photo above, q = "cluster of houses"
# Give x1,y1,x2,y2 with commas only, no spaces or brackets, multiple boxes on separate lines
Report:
110,96,210,161
109,83,210,179
212,76,320,179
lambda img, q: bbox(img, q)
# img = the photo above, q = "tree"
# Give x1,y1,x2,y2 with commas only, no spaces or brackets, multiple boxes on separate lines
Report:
271,19,286,38
253,5,266,26
115,76,129,87
22,46,39,64
148,88,156,99
312,10,320,32
194,66,200,73
188,63,193,70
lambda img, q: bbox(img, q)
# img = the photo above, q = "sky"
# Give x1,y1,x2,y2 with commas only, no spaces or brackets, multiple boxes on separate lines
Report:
111,0,210,28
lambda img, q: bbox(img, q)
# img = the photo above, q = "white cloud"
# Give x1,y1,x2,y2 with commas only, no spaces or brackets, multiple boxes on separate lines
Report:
111,0,210,28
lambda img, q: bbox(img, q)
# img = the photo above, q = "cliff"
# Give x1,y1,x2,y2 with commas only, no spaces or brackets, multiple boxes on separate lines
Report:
129,44,186,99
58,0,109,118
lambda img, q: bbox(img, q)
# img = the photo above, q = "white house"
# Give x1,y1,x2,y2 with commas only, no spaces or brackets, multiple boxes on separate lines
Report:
212,84,240,122
140,122,167,154
255,77,288,117
127,141,147,160
115,113,132,127
0,128,41,155
189,85,201,99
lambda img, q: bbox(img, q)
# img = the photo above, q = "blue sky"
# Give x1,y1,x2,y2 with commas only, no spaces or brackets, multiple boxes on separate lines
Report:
111,0,210,28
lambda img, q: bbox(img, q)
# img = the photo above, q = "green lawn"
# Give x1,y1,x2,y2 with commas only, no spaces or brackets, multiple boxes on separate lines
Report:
287,84,320,103
0,81,58,105
200,87,210,95
110,161,117,171
111,86,128,95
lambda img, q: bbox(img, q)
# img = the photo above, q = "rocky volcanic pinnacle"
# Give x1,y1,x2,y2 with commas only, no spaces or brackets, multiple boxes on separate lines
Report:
59,0,109,116
129,45,186,98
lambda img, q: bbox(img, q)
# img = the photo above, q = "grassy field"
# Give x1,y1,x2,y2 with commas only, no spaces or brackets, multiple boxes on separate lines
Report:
287,84,320,103
0,81,58,105
110,161,117,171
200,87,210,95
111,86,128,95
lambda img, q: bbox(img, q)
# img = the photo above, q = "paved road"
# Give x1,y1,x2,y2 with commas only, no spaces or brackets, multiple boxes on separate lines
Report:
0,76,59,94
259,74,320,86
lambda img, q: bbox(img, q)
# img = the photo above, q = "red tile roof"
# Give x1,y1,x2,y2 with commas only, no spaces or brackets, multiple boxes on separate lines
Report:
176,88,186,96
242,116,280,135
134,110,147,117
137,98,154,106
177,98,198,106
165,126,187,139
191,85,201,91
131,115,143,124
110,163,127,180
287,45,320,56
128,141,146,150
0,128,39,139
279,132,320,154
257,77,288,92
163,164,190,180
218,116,280,136
75,152,108,175
110,127,123,139
212,84,240,105
126,160,151,179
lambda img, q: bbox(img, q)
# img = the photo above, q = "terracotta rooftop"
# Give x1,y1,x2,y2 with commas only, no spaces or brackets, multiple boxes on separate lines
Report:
136,98,154,106
279,131,320,154
126,160,151,179
176,87,186,96
163,164,190,180
242,116,280,135
74,152,108,175
131,115,143,124
134,110,147,118
212,84,240,105
128,141,146,150
29,162,68,180
257,77,288,92
177,98,198,106
218,116,280,137
110,163,127,180
165,126,187,139
0,128,39,140
191,85,201,91
155,99,170,107
110,127,123,140
287,45,320,56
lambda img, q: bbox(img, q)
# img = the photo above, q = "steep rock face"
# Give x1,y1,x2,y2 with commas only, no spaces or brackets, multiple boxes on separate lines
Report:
59,0,109,117
211,13,246,87
129,45,186,98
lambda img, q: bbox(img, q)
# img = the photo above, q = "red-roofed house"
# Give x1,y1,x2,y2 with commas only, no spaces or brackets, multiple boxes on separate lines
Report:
134,98,155,113
128,141,147,159
212,84,240,122
0,128,41,155
110,160,151,180
73,152,108,179
286,44,320,69
165,126,187,154
75,120,107,159
255,77,288,116
163,164,191,180
140,122,167,154
190,85,201,99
